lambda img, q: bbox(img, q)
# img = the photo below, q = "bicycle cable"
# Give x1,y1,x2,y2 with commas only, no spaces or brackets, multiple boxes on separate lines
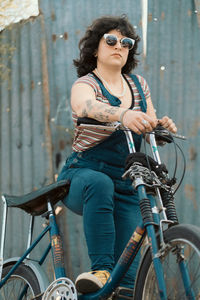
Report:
142,130,186,194
152,131,186,194
171,141,186,194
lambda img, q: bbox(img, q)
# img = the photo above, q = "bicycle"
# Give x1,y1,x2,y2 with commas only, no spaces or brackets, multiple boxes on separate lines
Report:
0,120,200,300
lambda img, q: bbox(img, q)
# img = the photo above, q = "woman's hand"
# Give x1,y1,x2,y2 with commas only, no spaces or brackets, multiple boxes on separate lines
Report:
158,116,177,133
122,110,158,134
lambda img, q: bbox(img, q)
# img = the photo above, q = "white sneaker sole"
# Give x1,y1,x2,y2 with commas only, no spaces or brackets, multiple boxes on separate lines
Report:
75,272,104,294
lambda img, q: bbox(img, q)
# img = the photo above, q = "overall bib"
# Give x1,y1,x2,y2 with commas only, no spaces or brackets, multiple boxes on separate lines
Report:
58,74,147,288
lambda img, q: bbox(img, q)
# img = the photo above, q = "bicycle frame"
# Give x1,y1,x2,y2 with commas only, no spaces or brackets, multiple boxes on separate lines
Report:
0,201,66,291
0,128,196,300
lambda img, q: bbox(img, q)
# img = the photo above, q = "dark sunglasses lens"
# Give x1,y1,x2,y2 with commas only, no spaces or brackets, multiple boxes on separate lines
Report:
105,35,117,46
121,38,134,49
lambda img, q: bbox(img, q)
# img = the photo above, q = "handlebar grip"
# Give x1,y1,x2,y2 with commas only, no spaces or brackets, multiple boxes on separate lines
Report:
154,125,173,143
154,125,186,142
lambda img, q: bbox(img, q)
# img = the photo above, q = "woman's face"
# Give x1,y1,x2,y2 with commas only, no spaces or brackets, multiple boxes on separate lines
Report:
96,29,130,70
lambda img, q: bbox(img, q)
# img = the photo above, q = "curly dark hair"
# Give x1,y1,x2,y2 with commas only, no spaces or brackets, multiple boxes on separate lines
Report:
73,15,140,77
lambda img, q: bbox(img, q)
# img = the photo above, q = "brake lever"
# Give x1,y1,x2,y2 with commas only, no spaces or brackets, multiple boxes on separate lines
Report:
171,133,187,140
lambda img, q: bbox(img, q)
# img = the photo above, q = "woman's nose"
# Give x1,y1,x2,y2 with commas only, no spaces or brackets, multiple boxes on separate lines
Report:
114,40,122,49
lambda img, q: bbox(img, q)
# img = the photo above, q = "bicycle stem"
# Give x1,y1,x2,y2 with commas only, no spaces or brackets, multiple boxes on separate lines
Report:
124,129,136,153
149,133,161,164
149,133,168,221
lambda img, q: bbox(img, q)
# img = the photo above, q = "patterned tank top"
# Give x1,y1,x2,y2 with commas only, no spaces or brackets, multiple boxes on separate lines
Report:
71,73,150,152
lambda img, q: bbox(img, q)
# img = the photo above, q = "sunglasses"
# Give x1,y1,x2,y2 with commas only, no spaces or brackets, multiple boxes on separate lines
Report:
103,34,135,50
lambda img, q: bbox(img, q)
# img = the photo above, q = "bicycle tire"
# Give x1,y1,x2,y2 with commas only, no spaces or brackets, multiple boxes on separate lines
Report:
0,263,42,300
134,224,200,300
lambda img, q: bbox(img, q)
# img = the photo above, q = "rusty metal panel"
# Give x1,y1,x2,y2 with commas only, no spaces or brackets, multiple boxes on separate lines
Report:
0,18,53,195
0,15,54,281
0,0,200,283
145,0,200,227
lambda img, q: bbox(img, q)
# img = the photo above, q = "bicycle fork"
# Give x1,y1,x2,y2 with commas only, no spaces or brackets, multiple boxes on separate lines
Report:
137,185,196,300
137,183,168,300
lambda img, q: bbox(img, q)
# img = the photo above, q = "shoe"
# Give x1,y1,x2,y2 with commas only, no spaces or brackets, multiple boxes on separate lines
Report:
75,270,110,294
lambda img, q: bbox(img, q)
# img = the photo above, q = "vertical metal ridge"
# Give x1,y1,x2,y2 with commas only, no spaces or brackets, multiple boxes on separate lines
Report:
40,14,54,184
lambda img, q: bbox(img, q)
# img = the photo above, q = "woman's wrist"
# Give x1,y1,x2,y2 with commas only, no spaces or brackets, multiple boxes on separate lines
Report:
119,108,129,127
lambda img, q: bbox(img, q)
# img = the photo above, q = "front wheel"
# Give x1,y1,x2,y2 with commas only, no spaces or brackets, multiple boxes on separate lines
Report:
0,263,42,300
134,224,200,300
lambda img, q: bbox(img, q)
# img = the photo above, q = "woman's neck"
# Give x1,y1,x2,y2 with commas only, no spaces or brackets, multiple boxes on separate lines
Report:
95,65,122,84
94,66,126,98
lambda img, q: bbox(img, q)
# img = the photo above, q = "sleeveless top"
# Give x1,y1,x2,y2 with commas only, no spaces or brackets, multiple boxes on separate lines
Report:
71,73,150,152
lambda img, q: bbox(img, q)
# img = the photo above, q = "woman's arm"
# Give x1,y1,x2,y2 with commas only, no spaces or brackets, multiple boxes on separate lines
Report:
71,83,124,122
71,83,157,134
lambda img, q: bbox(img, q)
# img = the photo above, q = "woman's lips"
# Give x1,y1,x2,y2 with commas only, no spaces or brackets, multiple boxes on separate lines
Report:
111,53,122,57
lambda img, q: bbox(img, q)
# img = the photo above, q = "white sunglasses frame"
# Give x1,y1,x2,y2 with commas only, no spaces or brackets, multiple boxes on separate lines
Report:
103,33,135,50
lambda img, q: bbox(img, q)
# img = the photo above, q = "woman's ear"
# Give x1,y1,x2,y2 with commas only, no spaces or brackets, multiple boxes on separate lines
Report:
94,50,98,57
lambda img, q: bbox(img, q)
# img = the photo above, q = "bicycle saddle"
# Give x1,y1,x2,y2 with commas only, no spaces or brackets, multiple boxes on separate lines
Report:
2,180,70,216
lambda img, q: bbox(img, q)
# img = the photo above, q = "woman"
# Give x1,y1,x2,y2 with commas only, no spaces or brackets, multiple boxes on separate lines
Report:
58,15,177,294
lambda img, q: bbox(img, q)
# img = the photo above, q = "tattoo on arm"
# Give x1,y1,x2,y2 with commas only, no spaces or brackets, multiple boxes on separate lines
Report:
81,108,88,117
81,99,120,122
94,112,110,122
81,99,93,117
85,99,93,112
104,107,119,115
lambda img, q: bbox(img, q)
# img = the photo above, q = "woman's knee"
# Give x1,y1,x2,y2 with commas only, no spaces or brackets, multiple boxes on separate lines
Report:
85,170,114,201
85,170,114,195
80,170,115,210
65,169,114,212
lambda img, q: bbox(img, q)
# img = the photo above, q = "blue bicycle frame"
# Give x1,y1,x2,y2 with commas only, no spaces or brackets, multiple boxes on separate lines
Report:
0,129,195,300
0,201,66,291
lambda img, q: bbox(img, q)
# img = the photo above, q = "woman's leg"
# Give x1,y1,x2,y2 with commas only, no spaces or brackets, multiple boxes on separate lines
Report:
63,168,116,272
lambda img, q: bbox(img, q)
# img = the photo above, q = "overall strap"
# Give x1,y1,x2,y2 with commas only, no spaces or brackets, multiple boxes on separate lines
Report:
129,74,147,113
91,72,147,112
91,72,121,106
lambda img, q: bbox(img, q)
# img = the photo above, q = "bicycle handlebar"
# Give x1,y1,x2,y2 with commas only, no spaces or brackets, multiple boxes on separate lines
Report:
77,117,186,142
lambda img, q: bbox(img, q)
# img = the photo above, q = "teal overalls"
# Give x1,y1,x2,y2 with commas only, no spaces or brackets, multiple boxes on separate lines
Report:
58,74,147,288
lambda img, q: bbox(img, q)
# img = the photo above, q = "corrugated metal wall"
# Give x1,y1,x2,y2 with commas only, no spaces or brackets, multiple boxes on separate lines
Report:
146,0,200,226
0,0,200,282
0,12,55,282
